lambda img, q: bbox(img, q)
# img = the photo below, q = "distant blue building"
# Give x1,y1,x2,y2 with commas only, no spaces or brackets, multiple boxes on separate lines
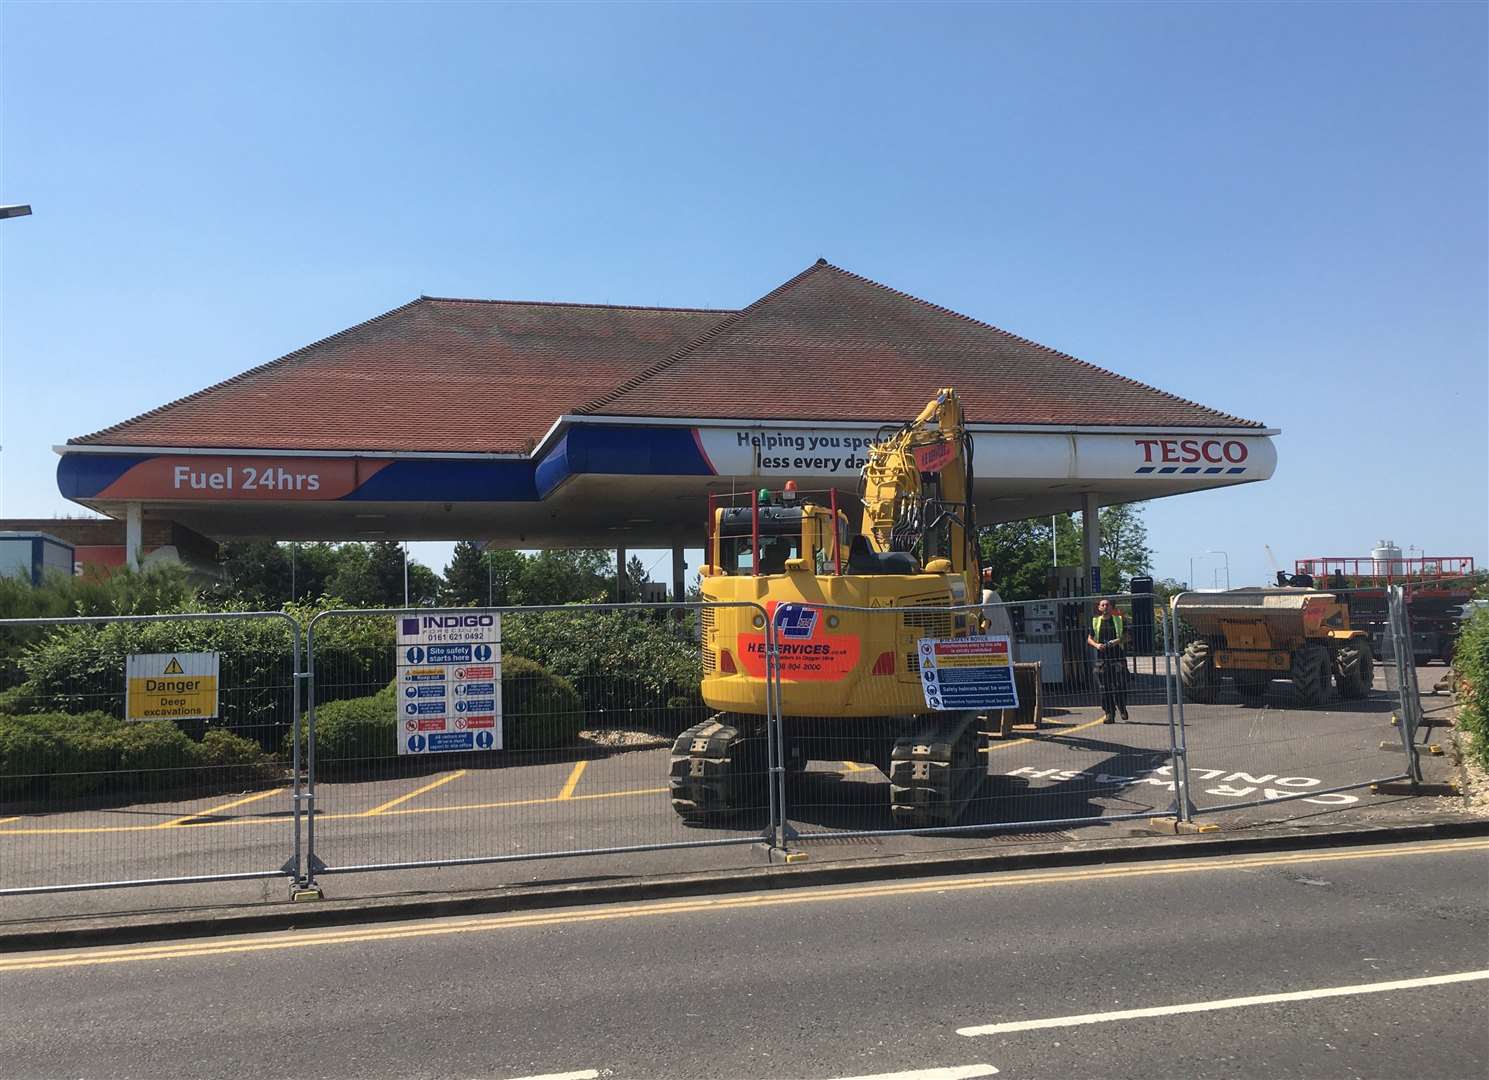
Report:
0,532,75,584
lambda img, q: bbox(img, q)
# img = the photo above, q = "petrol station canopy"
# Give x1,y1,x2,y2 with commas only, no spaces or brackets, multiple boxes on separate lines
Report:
57,260,1277,548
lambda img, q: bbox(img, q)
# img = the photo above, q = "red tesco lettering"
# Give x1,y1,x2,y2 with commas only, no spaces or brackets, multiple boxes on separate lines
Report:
1135,438,1249,465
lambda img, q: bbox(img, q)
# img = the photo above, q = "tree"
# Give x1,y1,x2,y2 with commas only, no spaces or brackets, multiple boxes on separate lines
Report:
367,542,409,603
1151,576,1187,605
323,544,377,606
321,541,433,606
288,543,340,602
486,550,526,606
215,540,291,606
979,518,1055,601
515,550,613,605
1098,503,1153,593
405,562,442,607
978,503,1152,599
215,540,367,605
442,541,490,605
624,554,650,599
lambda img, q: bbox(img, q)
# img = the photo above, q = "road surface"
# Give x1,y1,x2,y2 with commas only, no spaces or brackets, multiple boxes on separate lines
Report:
1,837,1485,1079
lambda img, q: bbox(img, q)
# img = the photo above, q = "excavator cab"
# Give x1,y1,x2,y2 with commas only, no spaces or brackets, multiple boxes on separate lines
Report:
707,494,854,578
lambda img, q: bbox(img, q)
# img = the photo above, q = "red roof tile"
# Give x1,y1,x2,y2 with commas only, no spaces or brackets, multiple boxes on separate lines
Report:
580,261,1263,429
72,262,1263,455
71,299,734,453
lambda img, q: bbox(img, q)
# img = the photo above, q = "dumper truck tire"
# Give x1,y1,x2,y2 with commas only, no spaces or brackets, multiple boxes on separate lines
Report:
1179,640,1219,703
1290,643,1331,706
1335,640,1373,699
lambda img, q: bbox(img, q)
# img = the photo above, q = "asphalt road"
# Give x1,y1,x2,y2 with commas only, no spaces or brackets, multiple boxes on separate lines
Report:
2,837,1486,1080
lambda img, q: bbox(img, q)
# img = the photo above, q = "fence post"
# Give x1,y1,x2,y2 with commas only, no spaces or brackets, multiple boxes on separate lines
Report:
1165,603,1196,822
1388,587,1425,784
766,606,789,854
283,614,305,890
297,613,325,898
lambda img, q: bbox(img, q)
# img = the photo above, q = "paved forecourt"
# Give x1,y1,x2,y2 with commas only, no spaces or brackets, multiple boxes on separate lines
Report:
0,665,1444,910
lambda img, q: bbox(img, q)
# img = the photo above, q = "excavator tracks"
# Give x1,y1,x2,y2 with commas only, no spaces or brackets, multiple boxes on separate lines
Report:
669,715,769,825
887,710,985,828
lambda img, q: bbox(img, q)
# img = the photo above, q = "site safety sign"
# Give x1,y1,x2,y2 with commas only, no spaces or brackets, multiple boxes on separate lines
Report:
126,652,220,721
918,636,1018,711
396,613,502,755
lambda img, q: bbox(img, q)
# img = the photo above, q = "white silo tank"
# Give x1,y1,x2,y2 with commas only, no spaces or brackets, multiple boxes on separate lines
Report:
1372,540,1402,576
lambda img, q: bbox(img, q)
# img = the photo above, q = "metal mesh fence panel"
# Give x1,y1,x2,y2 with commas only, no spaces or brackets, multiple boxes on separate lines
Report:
304,603,773,881
0,612,300,896
1170,585,1410,818
775,596,1183,841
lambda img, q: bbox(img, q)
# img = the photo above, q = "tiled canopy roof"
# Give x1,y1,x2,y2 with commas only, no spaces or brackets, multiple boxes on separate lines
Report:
72,261,1261,454
581,261,1261,429
71,299,733,453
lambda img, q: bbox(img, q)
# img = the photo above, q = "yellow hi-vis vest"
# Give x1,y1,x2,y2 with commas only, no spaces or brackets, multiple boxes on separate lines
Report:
1092,615,1124,637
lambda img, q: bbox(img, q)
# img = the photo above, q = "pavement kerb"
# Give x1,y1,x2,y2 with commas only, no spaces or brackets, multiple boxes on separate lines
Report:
2,817,1487,955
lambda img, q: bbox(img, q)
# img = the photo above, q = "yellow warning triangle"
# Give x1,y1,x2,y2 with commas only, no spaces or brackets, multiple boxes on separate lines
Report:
163,657,184,675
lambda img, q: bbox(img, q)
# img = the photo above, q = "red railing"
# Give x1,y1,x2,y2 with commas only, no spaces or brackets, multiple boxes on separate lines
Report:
1294,555,1476,586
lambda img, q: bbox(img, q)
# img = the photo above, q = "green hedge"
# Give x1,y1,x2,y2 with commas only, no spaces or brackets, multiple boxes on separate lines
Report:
502,610,701,727
2,606,704,756
1454,608,1489,770
291,655,584,767
6,603,394,749
0,712,278,802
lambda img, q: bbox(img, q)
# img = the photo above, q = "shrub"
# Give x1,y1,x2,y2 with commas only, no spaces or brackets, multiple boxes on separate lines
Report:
304,683,400,766
295,603,397,707
15,614,299,749
502,655,584,750
1454,608,1489,770
4,602,396,741
502,610,701,729
0,712,277,804
291,655,583,767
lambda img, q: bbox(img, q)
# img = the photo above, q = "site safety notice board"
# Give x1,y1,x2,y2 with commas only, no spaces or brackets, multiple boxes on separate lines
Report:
918,636,1019,711
397,614,502,754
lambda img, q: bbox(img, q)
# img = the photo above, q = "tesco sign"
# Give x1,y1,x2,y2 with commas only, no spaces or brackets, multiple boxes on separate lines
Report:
1134,438,1249,466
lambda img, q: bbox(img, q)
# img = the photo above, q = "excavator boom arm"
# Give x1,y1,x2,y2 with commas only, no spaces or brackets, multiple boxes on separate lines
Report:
859,388,977,590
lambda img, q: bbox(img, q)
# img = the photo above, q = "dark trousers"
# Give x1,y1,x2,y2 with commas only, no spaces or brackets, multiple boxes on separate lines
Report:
1097,655,1128,717
1101,686,1128,718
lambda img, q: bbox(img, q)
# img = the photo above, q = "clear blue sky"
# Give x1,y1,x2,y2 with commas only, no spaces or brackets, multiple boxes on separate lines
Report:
2,2,1484,588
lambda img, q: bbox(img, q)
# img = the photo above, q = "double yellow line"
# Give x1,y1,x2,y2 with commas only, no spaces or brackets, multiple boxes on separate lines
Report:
4,838,1484,974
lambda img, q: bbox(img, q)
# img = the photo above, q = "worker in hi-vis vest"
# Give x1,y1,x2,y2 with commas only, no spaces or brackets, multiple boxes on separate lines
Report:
1085,597,1130,723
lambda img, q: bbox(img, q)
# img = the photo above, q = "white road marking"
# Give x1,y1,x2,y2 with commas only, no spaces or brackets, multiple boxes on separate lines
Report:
502,1071,599,1080
834,1066,998,1080
957,969,1489,1037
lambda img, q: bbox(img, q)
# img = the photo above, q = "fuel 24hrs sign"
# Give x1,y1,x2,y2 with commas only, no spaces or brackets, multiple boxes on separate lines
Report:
396,613,502,755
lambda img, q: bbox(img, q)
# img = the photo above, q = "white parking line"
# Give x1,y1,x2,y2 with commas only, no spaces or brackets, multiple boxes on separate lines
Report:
502,1070,599,1080
956,969,1489,1036
834,1066,998,1080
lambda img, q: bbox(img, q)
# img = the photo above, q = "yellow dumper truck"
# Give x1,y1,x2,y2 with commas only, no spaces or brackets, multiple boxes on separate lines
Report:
1172,590,1373,706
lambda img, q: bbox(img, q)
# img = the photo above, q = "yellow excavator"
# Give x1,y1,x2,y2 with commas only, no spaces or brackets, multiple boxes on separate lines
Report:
670,389,988,827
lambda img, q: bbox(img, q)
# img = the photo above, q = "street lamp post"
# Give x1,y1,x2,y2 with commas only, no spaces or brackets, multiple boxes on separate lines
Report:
0,205,32,220
1207,549,1230,590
